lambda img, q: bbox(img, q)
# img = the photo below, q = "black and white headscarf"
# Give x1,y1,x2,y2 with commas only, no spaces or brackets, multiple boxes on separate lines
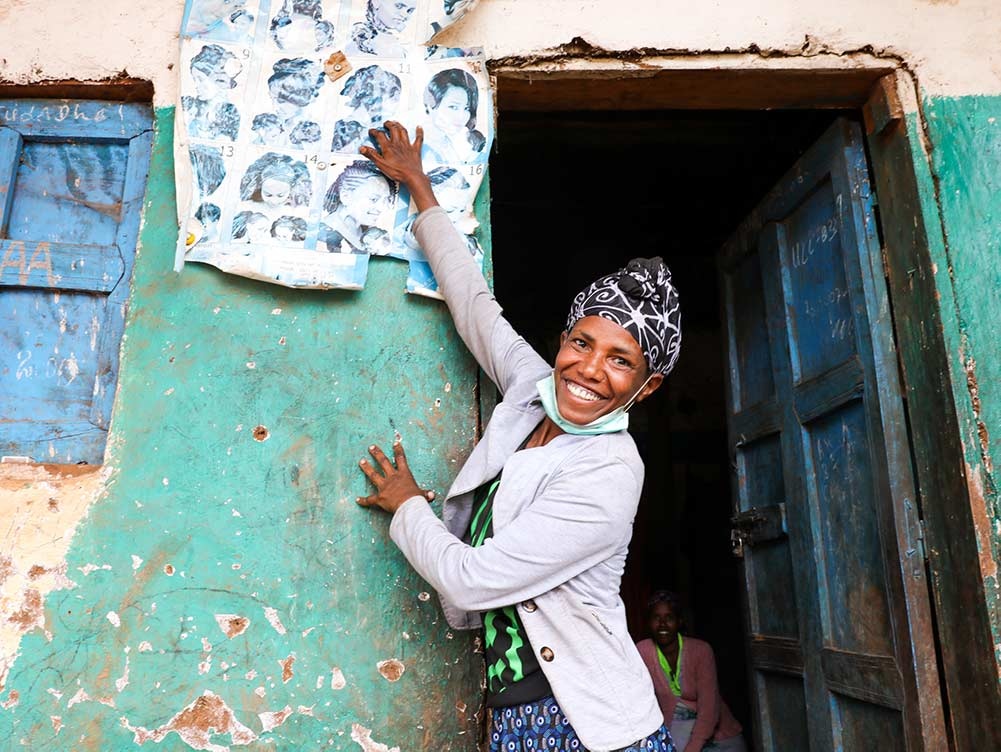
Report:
566,257,681,375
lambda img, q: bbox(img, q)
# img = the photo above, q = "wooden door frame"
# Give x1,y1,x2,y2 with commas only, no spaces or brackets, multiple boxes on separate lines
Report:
488,53,1001,751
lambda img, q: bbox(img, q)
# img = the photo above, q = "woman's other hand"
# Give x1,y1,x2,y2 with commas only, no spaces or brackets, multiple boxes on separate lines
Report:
360,121,438,213
357,440,436,514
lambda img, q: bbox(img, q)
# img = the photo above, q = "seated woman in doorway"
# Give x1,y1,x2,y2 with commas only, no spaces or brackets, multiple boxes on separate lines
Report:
637,591,747,752
353,120,683,752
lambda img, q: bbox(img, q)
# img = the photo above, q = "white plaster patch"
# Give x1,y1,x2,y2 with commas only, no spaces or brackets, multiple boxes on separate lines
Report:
106,611,121,628
131,555,143,570
77,563,111,576
350,723,401,752
115,655,130,692
263,607,287,635
330,667,346,690
258,705,292,732
138,641,153,652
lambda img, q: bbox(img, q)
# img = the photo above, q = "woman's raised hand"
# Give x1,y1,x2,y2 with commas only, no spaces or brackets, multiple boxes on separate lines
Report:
360,121,438,213
356,439,435,515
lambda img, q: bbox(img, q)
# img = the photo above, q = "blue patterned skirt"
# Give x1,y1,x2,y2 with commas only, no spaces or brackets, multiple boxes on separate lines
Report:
489,696,676,752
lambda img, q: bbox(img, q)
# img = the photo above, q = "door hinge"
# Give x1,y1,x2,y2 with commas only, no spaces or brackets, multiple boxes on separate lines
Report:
917,518,929,562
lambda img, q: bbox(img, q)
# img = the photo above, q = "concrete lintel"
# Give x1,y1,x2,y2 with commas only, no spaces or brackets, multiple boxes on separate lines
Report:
492,53,902,111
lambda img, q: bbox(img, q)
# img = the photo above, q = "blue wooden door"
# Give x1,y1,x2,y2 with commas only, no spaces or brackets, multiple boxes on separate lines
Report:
0,100,152,464
719,119,947,750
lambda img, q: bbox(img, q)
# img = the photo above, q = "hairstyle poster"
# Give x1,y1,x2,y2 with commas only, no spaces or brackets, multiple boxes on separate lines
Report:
175,0,489,296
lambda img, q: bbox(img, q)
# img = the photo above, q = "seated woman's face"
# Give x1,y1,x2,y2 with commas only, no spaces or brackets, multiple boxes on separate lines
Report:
430,85,471,135
648,602,680,648
340,176,391,224
554,315,655,426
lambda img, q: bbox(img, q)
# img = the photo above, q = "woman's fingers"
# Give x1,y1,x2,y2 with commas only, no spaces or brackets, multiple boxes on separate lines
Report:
388,121,411,146
392,440,409,470
358,457,382,486
413,125,424,151
356,493,378,507
368,444,394,473
369,127,391,151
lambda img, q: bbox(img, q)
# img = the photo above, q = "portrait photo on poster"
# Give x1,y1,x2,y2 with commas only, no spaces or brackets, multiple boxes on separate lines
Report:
251,54,331,149
177,0,492,292
181,41,251,142
346,0,419,58
267,0,341,53
419,59,489,167
319,158,399,256
184,0,262,43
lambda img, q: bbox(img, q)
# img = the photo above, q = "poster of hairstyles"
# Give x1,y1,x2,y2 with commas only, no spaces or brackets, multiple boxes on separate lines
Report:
175,0,489,294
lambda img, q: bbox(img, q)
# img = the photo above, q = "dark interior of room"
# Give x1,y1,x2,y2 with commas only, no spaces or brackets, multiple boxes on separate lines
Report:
488,107,850,738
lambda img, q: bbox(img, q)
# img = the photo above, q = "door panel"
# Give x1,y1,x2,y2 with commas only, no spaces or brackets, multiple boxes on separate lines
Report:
720,118,946,750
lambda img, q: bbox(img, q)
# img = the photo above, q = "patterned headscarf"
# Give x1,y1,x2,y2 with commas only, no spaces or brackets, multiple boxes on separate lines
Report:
566,257,681,375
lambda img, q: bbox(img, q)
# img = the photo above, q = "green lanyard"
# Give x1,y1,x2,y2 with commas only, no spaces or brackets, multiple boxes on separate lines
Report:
656,635,684,696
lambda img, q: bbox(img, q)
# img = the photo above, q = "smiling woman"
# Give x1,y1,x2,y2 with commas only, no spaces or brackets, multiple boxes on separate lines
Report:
351,121,683,752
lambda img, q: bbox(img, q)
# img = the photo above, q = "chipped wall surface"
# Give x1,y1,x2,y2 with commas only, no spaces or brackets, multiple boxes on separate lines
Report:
1,0,1001,103
1,110,484,748
921,95,1001,648
2,0,1001,747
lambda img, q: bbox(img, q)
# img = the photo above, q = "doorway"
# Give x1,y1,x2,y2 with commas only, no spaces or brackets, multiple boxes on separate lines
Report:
481,62,1001,752
489,106,845,742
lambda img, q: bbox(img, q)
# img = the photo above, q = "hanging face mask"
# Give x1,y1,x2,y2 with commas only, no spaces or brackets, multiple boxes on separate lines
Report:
535,372,653,436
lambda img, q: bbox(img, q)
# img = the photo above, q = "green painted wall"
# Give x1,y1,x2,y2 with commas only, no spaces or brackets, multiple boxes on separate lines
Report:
922,95,1001,666
2,108,484,749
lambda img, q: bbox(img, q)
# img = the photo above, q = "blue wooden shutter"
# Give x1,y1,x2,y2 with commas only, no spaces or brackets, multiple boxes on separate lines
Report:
0,100,153,464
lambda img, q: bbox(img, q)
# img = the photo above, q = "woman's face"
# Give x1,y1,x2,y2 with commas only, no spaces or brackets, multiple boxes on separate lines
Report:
553,315,662,426
436,177,467,216
274,15,316,49
242,215,270,243
193,58,241,98
430,85,471,135
341,176,391,224
260,176,292,207
648,602,680,649
373,0,416,31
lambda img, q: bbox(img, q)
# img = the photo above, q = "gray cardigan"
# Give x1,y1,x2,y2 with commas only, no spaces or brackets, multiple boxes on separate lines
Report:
389,207,663,750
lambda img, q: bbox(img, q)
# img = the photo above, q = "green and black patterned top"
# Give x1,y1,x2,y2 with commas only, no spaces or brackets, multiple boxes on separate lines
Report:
468,474,553,707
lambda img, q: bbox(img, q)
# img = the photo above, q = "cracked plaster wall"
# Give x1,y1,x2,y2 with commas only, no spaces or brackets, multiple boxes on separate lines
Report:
1,0,1000,746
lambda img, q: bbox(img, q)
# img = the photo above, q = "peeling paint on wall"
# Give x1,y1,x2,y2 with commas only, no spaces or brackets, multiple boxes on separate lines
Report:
0,462,108,689
0,108,484,748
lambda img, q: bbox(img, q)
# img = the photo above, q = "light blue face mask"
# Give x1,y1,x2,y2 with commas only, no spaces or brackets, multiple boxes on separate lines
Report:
536,372,652,436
